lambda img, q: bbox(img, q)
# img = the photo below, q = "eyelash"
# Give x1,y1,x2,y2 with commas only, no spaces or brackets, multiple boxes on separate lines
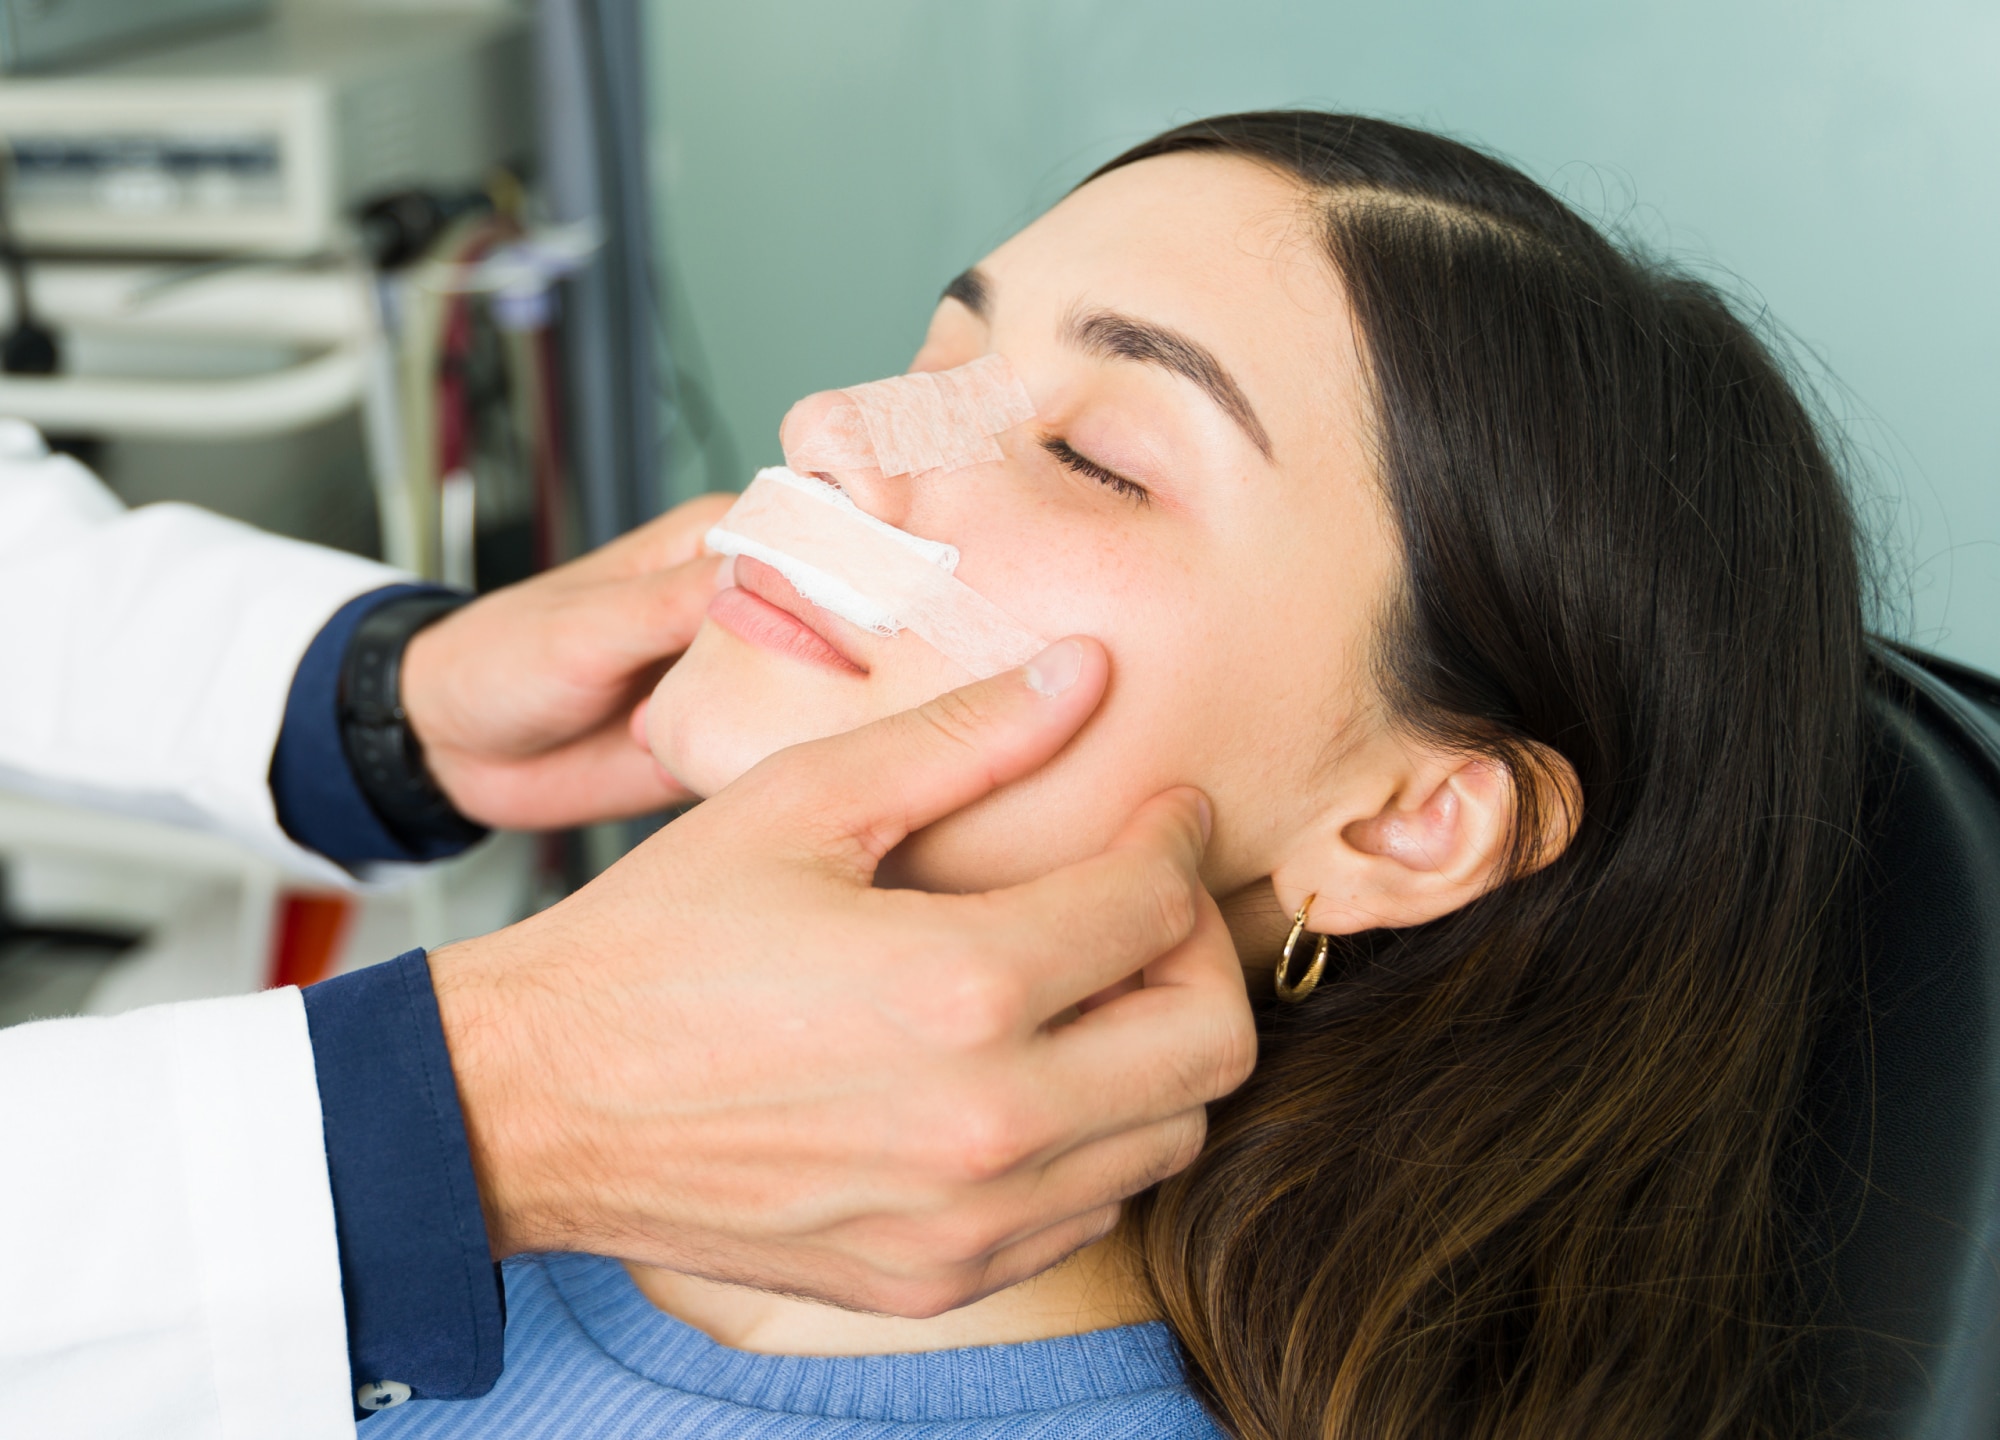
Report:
1041,437,1150,505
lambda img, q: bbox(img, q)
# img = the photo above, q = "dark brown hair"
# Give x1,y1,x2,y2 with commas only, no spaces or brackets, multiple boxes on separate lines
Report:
1095,113,1867,1438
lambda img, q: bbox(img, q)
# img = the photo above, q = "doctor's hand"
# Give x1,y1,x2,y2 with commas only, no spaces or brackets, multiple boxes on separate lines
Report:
397,491,736,830
427,638,1257,1317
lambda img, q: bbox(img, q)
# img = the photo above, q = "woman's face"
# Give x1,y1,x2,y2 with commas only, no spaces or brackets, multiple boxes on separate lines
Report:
648,152,1397,896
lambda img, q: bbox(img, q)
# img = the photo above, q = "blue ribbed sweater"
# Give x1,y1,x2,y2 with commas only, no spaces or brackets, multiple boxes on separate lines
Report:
365,1253,1226,1439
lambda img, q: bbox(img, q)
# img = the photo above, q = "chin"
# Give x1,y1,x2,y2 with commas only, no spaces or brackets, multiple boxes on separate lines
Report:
646,672,786,798
646,626,870,798
648,713,762,799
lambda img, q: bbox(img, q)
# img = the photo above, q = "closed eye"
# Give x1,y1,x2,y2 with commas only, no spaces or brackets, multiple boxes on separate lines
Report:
1041,436,1150,505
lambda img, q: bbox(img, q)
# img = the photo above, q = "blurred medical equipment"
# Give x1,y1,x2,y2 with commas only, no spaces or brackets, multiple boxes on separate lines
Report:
0,0,268,75
535,0,666,547
0,0,670,1024
0,3,538,572
0,7,522,256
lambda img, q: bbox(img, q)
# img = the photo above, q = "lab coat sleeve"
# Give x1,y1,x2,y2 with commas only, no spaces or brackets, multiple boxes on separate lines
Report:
0,419,403,879
0,986,354,1439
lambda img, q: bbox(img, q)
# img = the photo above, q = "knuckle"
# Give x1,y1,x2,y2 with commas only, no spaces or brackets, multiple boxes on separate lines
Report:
1168,1014,1254,1111
937,960,1028,1046
1131,854,1200,943
1159,1110,1209,1179
897,951,1027,1050
1136,1017,1240,1122
941,1097,1035,1184
1159,998,1258,1108
919,687,989,753
1213,1008,1260,1092
1079,1203,1123,1247
914,1206,1013,1272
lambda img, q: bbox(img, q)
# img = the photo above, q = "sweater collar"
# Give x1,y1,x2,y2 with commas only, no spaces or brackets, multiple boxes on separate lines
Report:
531,1252,1193,1423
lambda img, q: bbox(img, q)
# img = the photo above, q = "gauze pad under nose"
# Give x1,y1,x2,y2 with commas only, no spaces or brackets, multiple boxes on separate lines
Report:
783,353,1037,478
706,467,1048,679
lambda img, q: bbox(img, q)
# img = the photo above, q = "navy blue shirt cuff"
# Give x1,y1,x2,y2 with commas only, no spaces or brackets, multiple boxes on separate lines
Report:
303,950,505,1407
271,583,476,865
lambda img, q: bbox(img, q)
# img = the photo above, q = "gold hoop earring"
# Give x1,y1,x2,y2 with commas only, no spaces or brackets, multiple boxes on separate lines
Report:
1275,894,1330,1003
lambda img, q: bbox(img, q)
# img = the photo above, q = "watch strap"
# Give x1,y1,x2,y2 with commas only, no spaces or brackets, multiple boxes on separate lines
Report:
339,592,489,853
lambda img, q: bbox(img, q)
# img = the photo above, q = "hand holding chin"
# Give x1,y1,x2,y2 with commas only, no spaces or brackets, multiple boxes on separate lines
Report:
398,491,735,831
429,640,1256,1316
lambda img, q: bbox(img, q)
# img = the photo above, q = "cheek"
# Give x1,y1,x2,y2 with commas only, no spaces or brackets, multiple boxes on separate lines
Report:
649,493,1346,888
886,516,1369,896
883,527,1235,888
945,495,1161,646
885,607,1329,896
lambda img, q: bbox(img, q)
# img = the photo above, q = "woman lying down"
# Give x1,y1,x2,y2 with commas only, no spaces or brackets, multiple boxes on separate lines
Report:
375,110,1867,1439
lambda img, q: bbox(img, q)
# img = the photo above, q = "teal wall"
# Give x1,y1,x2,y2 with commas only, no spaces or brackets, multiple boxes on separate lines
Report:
644,0,2000,670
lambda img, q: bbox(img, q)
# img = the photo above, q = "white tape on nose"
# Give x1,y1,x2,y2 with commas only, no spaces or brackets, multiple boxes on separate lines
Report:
706,467,1047,678
783,354,1037,478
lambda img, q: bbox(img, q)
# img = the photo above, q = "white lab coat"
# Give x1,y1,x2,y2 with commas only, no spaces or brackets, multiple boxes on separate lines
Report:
0,420,403,1438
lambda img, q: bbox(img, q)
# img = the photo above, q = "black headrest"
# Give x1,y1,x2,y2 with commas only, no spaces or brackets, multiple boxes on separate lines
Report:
1795,644,2000,1437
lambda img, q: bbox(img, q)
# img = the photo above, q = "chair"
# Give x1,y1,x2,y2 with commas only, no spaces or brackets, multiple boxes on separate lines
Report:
1796,643,2000,1436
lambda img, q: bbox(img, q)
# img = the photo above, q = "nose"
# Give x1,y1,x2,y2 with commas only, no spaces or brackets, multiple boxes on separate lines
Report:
777,358,1037,532
779,388,864,472
779,388,911,527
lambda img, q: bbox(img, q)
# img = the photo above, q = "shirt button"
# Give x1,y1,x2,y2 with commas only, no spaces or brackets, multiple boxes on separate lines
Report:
357,1380,413,1410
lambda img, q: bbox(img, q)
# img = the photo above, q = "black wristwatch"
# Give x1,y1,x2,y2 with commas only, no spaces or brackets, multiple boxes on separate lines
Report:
339,592,490,854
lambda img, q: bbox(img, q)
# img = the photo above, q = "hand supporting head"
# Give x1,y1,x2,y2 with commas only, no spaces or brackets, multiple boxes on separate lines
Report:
429,642,1255,1316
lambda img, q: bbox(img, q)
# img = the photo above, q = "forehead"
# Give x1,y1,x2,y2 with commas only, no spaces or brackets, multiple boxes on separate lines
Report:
975,151,1367,464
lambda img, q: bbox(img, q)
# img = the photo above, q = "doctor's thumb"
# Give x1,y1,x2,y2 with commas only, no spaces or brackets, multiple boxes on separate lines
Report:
746,637,1110,869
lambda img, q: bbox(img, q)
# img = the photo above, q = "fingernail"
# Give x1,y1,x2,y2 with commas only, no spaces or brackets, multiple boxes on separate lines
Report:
1024,638,1084,697
1196,794,1213,844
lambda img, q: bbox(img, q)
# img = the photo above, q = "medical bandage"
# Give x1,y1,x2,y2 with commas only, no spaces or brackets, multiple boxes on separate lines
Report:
783,354,1038,478
706,467,1047,678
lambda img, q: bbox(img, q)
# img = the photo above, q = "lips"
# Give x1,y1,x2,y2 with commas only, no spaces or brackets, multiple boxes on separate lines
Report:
709,554,870,674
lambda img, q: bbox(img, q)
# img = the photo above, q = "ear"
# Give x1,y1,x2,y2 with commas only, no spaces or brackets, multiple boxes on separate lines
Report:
1273,744,1579,935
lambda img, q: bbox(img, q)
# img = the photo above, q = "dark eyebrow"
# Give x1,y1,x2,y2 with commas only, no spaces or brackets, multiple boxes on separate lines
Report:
1061,306,1274,461
941,267,990,318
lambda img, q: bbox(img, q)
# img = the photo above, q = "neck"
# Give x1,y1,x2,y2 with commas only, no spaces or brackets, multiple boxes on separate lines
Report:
629,876,1292,1357
627,1230,1156,1356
